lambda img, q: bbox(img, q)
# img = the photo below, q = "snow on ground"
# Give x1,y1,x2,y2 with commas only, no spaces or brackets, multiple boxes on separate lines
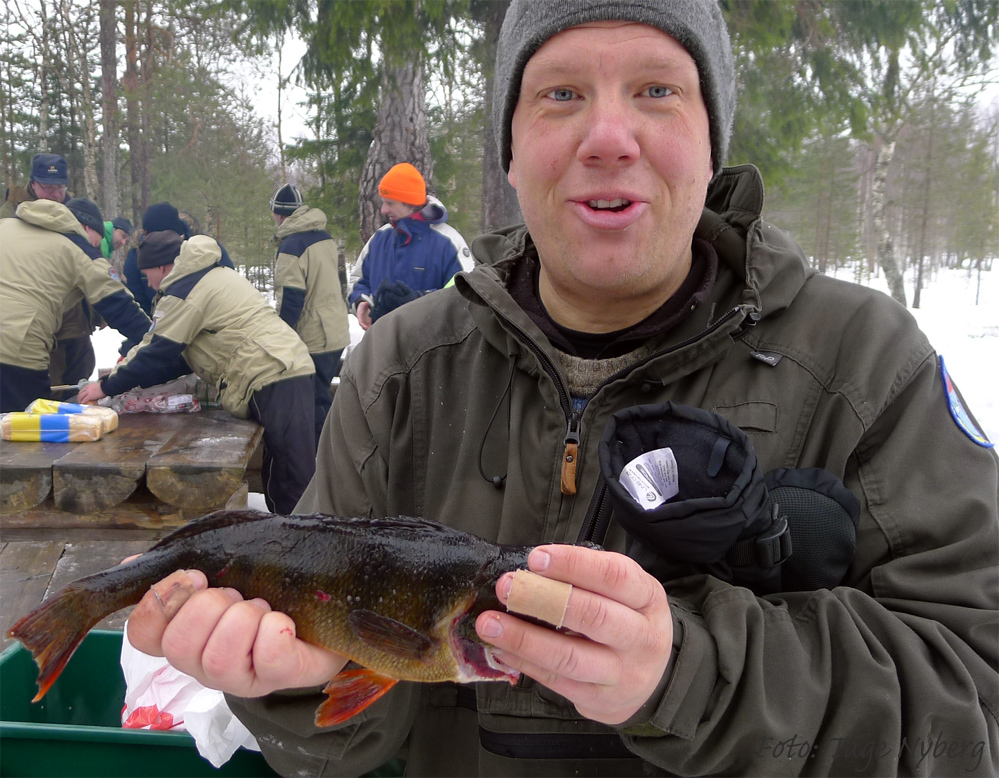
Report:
91,265,998,445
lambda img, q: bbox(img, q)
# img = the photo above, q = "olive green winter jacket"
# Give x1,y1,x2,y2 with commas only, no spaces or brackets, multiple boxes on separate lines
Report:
0,200,150,371
228,166,998,777
273,205,350,355
103,235,314,418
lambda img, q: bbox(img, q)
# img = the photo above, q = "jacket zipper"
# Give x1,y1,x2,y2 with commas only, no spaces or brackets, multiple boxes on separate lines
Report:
576,305,749,544
499,319,581,495
502,305,750,505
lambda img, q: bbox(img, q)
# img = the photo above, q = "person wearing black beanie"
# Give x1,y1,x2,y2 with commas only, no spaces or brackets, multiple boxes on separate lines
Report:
122,202,235,316
123,1,999,776
80,234,318,516
269,184,349,444
65,197,105,239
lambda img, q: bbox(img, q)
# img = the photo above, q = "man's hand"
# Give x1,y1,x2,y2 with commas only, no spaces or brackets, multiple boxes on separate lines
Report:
128,570,348,698
357,301,373,331
476,545,672,726
77,381,107,404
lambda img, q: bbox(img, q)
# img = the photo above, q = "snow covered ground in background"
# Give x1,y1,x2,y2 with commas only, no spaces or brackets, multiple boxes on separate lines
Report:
90,264,998,445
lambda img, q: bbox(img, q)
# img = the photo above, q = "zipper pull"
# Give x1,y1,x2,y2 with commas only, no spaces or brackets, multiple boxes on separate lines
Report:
560,412,581,495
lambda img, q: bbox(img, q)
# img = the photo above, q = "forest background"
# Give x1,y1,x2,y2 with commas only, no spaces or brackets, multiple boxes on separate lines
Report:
2,0,997,309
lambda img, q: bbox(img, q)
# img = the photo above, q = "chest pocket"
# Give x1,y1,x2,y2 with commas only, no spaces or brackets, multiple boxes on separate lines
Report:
711,401,777,432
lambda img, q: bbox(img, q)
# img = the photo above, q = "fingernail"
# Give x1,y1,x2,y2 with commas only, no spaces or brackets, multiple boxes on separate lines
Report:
496,573,513,603
529,548,551,571
479,616,503,639
184,570,208,590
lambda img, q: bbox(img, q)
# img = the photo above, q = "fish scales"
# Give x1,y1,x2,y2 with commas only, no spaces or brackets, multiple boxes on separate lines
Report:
7,510,532,724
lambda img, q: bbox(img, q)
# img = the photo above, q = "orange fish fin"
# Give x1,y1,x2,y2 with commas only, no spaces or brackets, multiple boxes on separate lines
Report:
314,668,398,727
347,608,435,661
6,584,97,702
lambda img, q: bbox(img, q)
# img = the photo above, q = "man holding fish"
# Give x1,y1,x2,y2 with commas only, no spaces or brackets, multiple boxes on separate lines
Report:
124,0,998,775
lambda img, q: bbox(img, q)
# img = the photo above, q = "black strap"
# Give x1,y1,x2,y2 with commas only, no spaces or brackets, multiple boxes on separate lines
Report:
727,509,792,568
478,728,635,760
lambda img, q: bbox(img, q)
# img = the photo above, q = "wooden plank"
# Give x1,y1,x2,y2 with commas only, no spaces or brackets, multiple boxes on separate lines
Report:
2,489,187,533
0,482,249,535
146,410,262,512
0,439,72,513
1,540,65,649
51,413,186,513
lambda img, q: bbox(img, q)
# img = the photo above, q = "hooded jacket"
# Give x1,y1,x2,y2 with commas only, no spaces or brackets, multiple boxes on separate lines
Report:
103,235,314,418
0,182,71,220
228,166,998,776
0,200,150,371
347,196,473,310
273,205,350,354
123,236,235,317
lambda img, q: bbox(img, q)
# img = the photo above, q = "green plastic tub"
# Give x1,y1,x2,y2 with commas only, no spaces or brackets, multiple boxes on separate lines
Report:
0,630,278,777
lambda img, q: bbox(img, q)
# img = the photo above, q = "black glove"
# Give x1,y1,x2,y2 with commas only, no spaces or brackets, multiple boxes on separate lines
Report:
599,402,789,592
598,402,861,594
371,279,423,321
764,468,860,591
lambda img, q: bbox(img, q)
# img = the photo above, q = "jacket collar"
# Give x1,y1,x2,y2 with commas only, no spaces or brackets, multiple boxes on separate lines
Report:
160,235,224,291
464,165,810,329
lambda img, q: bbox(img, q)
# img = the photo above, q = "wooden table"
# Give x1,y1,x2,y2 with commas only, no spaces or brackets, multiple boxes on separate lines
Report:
1,409,263,647
1,409,262,531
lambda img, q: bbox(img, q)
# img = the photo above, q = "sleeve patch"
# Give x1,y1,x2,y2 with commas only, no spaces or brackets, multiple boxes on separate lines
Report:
940,355,993,448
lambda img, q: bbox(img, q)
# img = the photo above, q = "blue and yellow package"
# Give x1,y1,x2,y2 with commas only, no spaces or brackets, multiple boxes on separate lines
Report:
1,412,106,442
25,398,119,433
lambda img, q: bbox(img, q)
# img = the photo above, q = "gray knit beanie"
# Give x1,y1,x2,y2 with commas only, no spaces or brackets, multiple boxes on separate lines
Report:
493,0,735,177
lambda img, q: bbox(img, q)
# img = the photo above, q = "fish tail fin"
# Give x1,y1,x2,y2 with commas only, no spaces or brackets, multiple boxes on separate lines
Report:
314,668,398,727
7,581,106,701
7,565,154,702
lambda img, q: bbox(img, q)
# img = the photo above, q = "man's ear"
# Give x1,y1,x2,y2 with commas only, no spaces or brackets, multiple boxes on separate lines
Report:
507,155,517,190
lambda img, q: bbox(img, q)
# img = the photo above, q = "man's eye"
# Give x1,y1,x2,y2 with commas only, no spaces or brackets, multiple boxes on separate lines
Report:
645,85,673,98
546,88,576,102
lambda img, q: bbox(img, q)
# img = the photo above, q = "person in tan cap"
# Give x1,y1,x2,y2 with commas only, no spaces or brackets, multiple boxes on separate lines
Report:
347,162,471,330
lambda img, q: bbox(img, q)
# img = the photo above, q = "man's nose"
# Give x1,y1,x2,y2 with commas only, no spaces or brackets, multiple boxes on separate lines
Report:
380,203,390,215
576,96,641,166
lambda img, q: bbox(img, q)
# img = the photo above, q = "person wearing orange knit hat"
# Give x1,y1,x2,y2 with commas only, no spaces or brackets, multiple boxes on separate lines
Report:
347,162,472,330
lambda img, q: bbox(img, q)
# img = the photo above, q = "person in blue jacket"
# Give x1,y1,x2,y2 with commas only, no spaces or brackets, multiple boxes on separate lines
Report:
123,202,235,316
347,163,472,330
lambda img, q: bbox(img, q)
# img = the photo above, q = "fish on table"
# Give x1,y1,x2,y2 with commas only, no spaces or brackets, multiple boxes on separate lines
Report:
6,510,536,726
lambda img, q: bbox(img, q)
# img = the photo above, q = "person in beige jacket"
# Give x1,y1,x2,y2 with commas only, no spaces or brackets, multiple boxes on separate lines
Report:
79,231,317,514
0,198,150,412
270,184,350,443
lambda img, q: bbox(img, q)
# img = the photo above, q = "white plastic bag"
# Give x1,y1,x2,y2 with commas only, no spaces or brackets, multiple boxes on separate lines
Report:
120,622,261,767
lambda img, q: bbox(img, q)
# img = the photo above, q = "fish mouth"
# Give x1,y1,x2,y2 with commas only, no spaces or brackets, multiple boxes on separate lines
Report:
452,634,519,684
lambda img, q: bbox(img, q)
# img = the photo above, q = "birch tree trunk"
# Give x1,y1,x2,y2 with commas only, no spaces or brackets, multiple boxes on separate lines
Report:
358,59,432,245
99,0,119,219
56,0,99,199
123,0,142,219
870,132,907,306
37,0,50,150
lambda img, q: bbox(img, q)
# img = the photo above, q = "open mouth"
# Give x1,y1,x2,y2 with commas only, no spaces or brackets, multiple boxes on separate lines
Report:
587,198,632,212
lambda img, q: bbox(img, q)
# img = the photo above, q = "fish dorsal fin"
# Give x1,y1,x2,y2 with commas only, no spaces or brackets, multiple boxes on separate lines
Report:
148,510,275,550
347,609,435,661
315,668,397,727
